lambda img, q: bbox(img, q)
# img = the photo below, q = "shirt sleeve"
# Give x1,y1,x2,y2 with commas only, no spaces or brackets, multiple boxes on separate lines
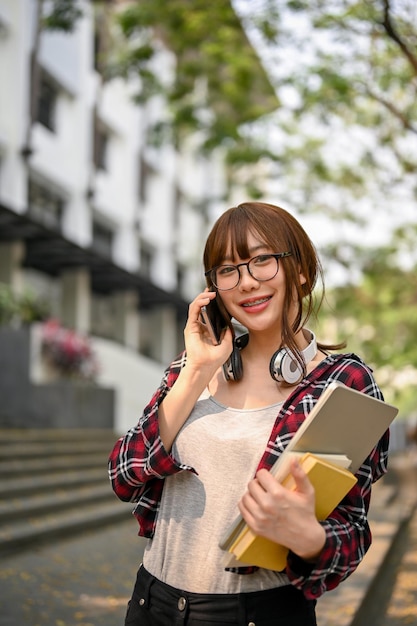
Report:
285,357,390,599
108,351,195,503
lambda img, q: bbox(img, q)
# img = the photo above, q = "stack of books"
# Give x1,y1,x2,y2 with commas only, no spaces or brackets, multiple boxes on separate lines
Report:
220,382,398,570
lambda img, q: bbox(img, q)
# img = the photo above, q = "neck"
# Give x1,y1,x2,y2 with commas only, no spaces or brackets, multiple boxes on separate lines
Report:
243,326,310,354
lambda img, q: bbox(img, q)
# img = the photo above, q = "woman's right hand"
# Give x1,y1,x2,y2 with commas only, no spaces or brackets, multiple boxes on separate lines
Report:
158,291,233,451
183,291,233,375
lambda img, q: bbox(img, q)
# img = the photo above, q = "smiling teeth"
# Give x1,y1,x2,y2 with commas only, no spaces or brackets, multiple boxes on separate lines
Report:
242,298,269,307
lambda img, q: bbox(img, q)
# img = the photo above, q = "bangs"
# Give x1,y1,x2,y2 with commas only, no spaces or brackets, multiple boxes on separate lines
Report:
204,209,251,270
205,204,289,271
221,210,254,263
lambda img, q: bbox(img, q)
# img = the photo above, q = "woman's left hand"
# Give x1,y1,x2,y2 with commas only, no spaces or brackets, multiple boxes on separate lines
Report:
238,460,326,562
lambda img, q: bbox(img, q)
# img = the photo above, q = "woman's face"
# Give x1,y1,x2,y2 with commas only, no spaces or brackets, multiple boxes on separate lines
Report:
218,231,304,335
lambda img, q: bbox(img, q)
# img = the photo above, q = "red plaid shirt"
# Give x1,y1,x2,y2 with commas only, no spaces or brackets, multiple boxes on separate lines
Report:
108,352,389,600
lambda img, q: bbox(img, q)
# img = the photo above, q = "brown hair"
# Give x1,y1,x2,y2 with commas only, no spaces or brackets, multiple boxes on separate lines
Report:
203,202,345,366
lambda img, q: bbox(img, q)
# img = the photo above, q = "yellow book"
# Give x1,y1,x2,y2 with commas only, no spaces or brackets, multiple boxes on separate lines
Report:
229,452,357,571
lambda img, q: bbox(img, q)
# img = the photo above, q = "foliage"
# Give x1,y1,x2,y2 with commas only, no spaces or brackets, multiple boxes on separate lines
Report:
0,284,18,325
112,0,277,128
41,319,99,381
236,0,417,216
92,0,278,196
42,1,417,213
317,226,417,411
88,0,417,219
0,283,50,326
41,0,84,32
45,1,414,212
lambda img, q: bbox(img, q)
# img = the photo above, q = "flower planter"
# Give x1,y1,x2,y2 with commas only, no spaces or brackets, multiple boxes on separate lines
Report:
0,325,114,428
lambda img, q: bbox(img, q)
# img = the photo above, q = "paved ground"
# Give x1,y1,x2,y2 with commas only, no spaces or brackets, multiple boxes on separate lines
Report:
379,509,417,626
0,518,144,626
1,452,416,626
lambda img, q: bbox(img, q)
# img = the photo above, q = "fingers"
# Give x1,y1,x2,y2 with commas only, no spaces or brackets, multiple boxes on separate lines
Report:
183,291,232,365
187,292,216,330
289,459,315,498
238,470,284,531
238,464,316,539
191,289,216,313
186,292,215,334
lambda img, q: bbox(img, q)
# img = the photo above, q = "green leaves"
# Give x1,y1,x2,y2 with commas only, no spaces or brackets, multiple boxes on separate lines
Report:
0,283,50,326
105,0,278,175
42,0,83,32
319,227,417,409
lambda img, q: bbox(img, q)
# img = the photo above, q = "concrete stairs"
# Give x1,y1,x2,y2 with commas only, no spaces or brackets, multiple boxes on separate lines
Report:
0,428,133,556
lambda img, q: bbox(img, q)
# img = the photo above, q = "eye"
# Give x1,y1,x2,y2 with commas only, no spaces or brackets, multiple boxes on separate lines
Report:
253,254,273,265
217,265,237,276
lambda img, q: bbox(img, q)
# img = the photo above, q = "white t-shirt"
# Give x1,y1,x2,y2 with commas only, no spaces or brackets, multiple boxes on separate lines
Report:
143,390,290,593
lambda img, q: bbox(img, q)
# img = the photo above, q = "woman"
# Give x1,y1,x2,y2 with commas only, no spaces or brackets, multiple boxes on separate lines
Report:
108,202,389,626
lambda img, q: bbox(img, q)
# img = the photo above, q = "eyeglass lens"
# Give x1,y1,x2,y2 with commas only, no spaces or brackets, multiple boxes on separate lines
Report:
213,254,280,290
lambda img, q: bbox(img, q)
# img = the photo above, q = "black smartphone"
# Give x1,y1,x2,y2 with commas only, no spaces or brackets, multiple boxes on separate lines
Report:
200,297,227,345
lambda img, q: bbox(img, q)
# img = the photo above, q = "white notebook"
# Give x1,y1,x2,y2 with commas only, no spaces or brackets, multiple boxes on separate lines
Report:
283,381,397,475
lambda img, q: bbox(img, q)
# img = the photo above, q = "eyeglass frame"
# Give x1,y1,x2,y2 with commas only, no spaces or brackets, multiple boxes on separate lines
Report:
205,252,292,291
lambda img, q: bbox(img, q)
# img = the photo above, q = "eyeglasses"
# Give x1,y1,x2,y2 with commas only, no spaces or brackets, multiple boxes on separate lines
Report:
205,252,292,291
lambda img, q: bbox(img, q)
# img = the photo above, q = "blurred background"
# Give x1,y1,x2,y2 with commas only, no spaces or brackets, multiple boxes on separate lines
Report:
0,1,416,623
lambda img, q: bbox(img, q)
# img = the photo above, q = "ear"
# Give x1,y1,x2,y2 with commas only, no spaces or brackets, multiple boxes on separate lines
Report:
299,270,307,285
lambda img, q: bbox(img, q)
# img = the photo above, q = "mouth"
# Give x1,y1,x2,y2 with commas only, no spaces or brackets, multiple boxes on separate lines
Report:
240,296,271,308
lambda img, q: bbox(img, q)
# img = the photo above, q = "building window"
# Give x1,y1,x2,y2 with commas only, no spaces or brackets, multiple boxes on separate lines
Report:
28,178,64,230
92,220,113,258
138,153,157,203
93,28,101,73
91,293,117,340
37,73,58,132
93,117,109,171
93,5,110,76
139,242,154,279
177,264,186,293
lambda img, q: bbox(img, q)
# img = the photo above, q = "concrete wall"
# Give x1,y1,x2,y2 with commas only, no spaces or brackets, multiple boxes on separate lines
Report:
92,335,165,433
0,325,115,429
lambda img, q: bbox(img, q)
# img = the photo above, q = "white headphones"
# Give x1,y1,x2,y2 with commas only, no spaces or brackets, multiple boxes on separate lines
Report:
223,329,317,385
269,329,317,385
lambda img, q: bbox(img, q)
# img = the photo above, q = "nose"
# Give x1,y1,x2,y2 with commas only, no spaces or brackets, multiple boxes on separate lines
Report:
238,263,259,289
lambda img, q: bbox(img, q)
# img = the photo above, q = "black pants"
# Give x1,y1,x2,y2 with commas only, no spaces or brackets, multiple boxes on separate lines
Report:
125,565,317,626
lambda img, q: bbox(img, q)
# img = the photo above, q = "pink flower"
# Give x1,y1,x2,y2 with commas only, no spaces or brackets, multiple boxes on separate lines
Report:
41,319,99,380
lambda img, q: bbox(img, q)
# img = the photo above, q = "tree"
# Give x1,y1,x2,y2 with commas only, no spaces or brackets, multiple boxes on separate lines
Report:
99,0,417,257
316,224,417,412
234,0,416,220
100,0,279,199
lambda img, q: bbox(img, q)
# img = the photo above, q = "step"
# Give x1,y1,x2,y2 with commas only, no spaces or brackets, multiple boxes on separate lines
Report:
0,467,108,498
0,428,127,556
0,483,116,523
0,440,116,460
0,428,118,443
0,453,110,477
0,499,134,557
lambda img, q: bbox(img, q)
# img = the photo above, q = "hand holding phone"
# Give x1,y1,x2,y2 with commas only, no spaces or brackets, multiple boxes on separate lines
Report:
200,305,221,345
200,297,227,346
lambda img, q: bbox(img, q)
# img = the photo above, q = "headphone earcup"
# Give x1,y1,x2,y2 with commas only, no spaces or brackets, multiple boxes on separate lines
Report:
223,344,243,381
269,349,304,385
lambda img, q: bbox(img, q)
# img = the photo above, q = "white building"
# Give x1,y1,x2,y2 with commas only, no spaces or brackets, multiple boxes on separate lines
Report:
0,0,277,431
